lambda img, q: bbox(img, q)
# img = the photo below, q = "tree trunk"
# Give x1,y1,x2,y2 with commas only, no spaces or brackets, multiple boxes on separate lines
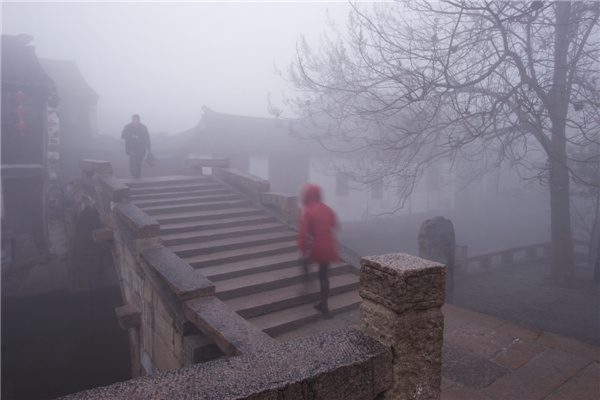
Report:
549,2,575,286
549,158,575,285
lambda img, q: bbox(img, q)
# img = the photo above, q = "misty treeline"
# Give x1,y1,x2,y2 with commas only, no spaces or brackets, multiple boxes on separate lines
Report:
272,1,600,285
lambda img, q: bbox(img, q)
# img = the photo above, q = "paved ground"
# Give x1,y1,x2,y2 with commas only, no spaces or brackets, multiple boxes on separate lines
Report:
453,259,599,348
441,303,599,399
277,259,599,399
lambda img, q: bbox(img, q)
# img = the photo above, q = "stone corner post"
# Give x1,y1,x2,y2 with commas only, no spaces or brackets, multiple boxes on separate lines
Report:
359,253,445,400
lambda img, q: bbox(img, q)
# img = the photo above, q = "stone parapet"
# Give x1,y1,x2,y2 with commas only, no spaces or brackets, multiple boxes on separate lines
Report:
259,192,299,224
142,246,215,300
59,328,392,400
114,202,160,239
359,253,445,400
79,159,113,176
213,167,270,194
184,157,230,168
184,296,277,357
97,174,130,202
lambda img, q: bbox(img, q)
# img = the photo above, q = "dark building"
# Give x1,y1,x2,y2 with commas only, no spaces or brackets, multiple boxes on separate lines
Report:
1,34,61,268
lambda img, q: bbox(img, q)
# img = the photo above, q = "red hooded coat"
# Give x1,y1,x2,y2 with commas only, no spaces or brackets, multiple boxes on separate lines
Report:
297,184,338,263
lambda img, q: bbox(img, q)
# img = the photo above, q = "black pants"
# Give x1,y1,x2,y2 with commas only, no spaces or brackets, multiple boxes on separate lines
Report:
129,150,146,178
301,258,330,308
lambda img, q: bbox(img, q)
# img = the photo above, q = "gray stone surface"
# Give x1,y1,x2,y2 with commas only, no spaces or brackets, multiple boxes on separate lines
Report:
114,202,160,238
79,159,113,174
359,253,445,400
59,328,392,400
98,174,130,202
142,246,215,300
360,253,445,313
115,304,141,330
184,296,276,357
442,343,510,388
185,158,230,168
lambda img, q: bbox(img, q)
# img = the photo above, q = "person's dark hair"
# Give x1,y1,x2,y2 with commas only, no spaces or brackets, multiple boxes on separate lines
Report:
132,114,140,119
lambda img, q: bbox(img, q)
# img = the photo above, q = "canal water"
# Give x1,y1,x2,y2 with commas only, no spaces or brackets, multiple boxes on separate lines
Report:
1,286,131,399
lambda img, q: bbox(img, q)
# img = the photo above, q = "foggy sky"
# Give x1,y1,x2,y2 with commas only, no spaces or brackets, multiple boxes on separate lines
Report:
2,1,352,137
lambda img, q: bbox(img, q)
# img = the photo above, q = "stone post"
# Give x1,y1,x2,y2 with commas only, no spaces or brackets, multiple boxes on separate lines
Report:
417,216,455,302
359,253,445,400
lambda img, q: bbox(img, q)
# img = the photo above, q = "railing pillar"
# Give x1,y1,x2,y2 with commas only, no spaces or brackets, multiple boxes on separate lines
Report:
480,256,492,269
526,247,537,259
359,253,445,400
501,251,514,264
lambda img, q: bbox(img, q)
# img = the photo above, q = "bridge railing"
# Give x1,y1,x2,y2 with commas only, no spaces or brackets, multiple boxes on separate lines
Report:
66,159,445,399
455,242,551,275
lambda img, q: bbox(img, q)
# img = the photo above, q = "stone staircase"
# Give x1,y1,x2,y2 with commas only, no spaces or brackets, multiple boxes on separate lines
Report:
124,174,361,360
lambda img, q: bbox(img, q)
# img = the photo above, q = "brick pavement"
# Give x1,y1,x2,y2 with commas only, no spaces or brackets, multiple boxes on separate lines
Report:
441,303,600,400
276,302,599,399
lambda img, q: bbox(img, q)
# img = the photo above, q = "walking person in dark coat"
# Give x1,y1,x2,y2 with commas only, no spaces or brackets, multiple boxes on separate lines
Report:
121,114,151,178
298,183,339,315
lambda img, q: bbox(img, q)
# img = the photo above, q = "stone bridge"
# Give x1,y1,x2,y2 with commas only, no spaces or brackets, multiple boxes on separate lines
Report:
61,158,446,399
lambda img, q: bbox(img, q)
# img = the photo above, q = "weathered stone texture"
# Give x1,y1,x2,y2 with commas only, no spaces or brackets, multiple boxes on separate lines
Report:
79,159,113,175
59,328,392,400
360,253,445,313
115,304,141,330
185,157,230,168
114,203,160,238
142,246,215,300
184,296,276,357
97,174,130,202
359,253,445,400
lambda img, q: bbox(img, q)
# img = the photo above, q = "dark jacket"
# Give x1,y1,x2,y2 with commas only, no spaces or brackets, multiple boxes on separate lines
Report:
298,183,338,263
121,122,151,155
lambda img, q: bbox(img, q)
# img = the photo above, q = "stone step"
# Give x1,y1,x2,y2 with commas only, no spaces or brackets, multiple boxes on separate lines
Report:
128,181,222,196
162,222,288,247
184,289,361,363
129,187,230,202
170,231,298,258
222,272,360,318
183,240,298,269
215,261,355,300
131,192,241,208
123,175,213,189
152,207,264,225
246,291,362,338
159,214,276,235
196,252,302,282
141,199,252,216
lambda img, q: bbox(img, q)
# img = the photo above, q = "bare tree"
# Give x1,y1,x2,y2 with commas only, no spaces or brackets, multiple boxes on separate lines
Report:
277,1,600,286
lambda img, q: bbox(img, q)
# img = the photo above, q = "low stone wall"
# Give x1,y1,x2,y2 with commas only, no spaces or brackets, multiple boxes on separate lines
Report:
210,163,299,225
61,249,445,400
61,328,392,400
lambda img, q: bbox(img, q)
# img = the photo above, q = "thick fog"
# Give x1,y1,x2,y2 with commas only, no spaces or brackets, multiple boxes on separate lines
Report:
2,1,351,137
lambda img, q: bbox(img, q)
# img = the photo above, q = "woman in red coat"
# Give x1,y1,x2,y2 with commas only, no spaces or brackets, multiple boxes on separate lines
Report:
298,183,338,314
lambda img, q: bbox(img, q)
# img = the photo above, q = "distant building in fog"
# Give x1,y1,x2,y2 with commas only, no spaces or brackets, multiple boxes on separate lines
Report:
39,59,99,141
182,106,457,222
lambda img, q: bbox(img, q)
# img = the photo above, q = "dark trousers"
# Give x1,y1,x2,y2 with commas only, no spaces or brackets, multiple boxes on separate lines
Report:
301,258,330,308
129,150,145,178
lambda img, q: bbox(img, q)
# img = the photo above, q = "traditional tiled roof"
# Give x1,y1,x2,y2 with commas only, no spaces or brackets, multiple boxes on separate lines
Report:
39,59,98,102
1,34,55,90
188,106,327,156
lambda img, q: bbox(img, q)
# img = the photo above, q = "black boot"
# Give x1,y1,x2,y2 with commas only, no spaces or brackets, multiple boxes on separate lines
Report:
314,273,329,315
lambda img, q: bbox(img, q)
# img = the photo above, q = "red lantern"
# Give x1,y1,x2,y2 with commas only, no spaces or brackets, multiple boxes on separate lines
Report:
14,91,26,102
16,120,28,132
14,106,27,117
